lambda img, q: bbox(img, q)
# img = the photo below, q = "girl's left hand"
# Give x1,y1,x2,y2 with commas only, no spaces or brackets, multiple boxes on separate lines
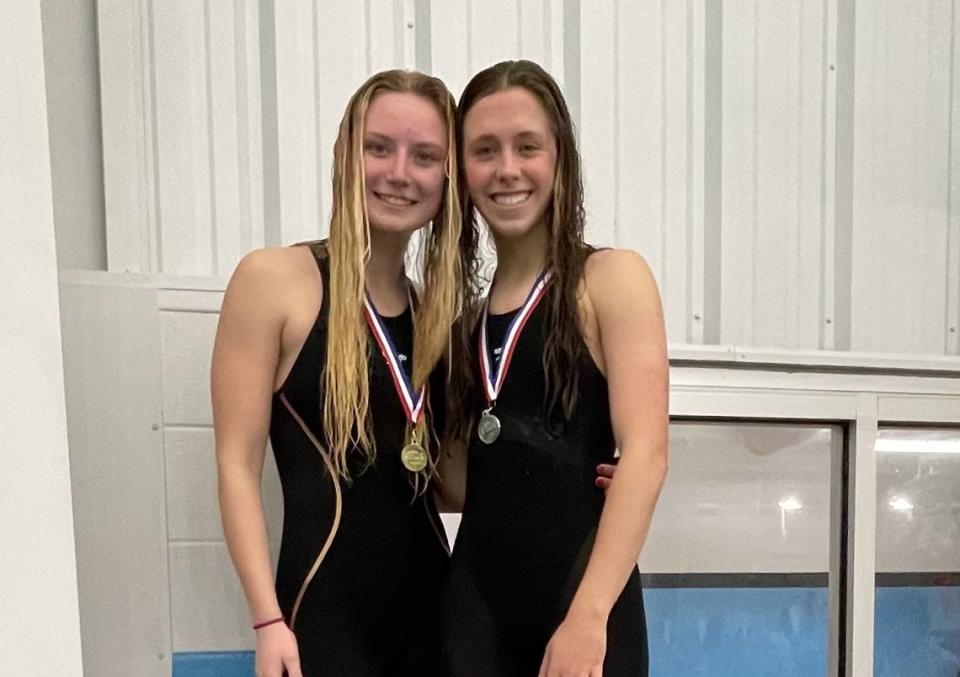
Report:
538,609,607,677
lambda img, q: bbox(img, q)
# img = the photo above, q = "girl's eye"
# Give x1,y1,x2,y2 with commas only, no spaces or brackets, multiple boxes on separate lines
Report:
519,143,539,154
473,146,493,158
416,152,440,165
365,142,389,156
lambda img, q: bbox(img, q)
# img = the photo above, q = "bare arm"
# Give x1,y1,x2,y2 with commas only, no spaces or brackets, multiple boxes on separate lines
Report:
541,249,668,676
212,248,304,676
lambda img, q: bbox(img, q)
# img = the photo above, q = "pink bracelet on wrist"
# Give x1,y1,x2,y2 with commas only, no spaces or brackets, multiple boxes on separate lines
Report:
252,616,285,630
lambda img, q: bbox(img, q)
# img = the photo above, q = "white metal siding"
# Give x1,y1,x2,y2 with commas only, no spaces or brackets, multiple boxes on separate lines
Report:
92,0,960,356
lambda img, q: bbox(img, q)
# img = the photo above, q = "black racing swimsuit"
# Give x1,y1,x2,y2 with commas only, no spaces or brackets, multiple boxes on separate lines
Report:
269,243,449,676
440,292,648,676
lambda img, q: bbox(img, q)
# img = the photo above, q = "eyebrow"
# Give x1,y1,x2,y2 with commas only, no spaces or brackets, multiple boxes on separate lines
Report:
364,132,444,154
468,130,545,145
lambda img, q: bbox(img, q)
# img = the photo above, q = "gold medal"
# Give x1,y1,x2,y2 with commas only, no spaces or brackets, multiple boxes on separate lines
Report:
401,441,428,472
363,287,430,474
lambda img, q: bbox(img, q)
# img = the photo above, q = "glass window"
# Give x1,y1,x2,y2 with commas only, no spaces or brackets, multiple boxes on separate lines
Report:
874,428,960,677
640,422,839,676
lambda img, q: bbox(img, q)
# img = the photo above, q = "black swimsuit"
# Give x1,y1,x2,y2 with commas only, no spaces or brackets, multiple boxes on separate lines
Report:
269,243,448,675
440,292,648,676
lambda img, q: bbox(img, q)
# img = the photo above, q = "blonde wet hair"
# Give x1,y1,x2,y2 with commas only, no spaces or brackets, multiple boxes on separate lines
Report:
324,69,461,489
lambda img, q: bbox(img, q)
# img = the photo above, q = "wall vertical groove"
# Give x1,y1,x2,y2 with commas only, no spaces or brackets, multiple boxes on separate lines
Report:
613,0,621,243
946,0,960,355
204,0,219,275
658,0,668,290
703,0,722,343
258,0,280,246
312,0,324,235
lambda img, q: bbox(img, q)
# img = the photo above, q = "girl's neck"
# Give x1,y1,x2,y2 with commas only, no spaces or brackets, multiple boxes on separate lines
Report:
365,229,411,315
489,222,549,312
493,223,548,285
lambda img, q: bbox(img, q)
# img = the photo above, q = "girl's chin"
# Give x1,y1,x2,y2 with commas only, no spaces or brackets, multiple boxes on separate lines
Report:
368,220,430,237
484,218,545,240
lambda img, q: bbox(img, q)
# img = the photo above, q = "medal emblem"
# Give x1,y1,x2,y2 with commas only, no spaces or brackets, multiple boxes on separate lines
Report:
477,411,501,444
401,441,428,472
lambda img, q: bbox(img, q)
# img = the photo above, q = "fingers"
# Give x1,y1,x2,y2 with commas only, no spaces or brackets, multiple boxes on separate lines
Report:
595,463,616,477
595,463,615,491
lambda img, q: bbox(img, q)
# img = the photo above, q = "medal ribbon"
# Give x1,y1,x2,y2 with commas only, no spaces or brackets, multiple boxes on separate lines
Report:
363,288,426,427
478,269,552,406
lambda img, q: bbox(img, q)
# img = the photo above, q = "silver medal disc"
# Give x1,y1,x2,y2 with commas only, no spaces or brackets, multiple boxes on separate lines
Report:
477,412,501,444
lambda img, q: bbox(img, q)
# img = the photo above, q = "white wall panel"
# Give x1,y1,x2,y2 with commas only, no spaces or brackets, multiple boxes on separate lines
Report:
470,0,520,71
98,0,159,273
720,0,831,350
949,0,960,355
209,0,266,276
428,1,470,98
240,0,266,261
99,0,263,277
273,1,323,246
166,428,283,542
579,0,616,248
94,0,960,358
153,0,213,275
581,1,704,342
851,0,953,355
367,0,401,73
160,310,218,426
170,543,268,651
316,1,370,236
59,282,170,676
429,0,565,105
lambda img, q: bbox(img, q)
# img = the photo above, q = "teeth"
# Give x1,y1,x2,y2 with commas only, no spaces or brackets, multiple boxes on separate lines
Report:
493,192,531,205
378,193,415,206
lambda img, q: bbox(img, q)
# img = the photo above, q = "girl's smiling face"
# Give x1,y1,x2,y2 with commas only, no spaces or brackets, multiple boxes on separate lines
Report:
461,86,557,240
363,91,448,235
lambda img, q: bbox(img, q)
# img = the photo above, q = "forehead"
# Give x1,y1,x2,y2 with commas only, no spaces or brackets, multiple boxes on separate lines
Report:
364,91,446,144
463,86,551,139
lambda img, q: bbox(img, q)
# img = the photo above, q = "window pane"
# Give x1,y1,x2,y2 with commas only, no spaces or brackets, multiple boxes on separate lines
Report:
874,428,960,677
641,422,838,676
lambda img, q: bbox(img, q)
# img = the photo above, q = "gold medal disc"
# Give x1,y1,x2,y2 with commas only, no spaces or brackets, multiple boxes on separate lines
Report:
401,442,428,472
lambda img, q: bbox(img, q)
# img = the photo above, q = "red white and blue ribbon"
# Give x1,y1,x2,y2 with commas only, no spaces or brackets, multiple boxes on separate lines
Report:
363,288,426,426
478,269,553,406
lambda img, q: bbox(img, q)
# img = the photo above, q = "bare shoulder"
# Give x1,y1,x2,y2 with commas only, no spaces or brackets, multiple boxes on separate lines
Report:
223,246,321,317
230,246,318,290
584,248,659,310
231,245,316,282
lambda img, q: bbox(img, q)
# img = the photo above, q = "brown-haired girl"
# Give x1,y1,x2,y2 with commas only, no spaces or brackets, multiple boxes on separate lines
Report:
440,60,669,676
213,70,460,676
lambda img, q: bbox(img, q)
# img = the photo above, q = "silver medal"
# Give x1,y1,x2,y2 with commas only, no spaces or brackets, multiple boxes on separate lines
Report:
477,411,501,444
477,270,552,447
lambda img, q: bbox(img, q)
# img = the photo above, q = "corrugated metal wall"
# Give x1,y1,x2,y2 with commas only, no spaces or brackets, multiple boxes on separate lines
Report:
96,0,960,356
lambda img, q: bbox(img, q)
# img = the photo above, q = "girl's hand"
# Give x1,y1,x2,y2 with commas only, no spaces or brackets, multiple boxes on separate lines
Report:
538,607,607,677
594,463,617,491
255,622,302,677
